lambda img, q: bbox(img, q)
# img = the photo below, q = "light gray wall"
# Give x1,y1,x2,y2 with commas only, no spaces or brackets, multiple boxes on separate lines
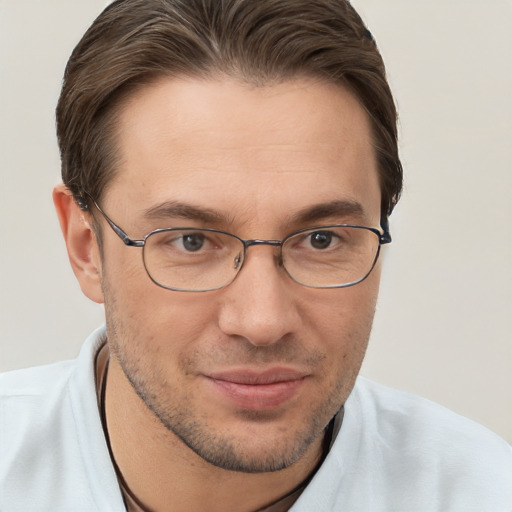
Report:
1,1,511,443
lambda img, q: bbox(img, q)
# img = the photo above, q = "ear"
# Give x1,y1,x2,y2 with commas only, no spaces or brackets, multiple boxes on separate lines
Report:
53,184,104,304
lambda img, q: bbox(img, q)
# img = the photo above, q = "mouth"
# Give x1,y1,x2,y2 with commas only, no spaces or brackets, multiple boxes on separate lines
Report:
204,368,309,410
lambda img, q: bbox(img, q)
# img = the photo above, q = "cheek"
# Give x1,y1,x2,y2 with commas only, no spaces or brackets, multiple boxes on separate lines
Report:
301,270,380,342
103,256,221,364
302,273,380,375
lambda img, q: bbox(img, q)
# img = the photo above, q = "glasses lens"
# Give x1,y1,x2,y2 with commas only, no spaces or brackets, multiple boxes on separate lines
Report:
143,229,244,291
142,226,381,291
282,226,380,287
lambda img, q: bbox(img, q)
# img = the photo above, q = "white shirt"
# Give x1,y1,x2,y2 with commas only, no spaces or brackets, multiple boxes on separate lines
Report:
1,326,511,511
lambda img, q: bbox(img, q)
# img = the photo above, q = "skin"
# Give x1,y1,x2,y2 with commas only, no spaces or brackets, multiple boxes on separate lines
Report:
54,76,383,512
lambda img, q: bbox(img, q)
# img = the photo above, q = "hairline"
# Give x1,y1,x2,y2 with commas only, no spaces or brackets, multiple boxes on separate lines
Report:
88,69,383,208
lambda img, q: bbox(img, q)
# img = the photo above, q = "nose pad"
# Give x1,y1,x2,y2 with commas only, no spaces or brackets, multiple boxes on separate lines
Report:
233,253,242,270
276,248,284,267
232,241,283,273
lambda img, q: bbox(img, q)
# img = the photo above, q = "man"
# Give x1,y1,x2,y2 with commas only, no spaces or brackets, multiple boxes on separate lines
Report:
0,0,510,510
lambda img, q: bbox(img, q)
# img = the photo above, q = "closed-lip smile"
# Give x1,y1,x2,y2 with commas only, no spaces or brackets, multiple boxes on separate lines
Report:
204,368,309,409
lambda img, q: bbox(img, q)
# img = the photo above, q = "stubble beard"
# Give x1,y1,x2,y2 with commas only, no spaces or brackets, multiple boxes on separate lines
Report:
103,282,373,474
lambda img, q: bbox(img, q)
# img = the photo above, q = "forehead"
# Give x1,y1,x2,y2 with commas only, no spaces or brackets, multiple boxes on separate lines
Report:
107,76,381,230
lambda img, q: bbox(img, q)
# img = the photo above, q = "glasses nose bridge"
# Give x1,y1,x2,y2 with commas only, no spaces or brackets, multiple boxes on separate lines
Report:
243,239,282,249
240,238,284,266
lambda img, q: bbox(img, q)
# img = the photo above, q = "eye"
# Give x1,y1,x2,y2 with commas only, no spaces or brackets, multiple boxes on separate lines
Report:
308,231,336,249
152,229,232,256
181,233,205,252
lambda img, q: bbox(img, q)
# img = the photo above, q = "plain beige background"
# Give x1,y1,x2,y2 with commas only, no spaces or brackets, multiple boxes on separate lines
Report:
1,0,511,443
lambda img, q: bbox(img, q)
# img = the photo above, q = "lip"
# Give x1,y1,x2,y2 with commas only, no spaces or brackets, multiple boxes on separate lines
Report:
204,368,308,410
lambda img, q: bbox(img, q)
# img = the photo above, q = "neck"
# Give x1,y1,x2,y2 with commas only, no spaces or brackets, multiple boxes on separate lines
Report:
104,356,326,512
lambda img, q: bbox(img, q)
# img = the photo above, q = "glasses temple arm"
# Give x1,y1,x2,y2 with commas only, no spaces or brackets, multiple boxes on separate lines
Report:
83,194,144,247
380,217,392,244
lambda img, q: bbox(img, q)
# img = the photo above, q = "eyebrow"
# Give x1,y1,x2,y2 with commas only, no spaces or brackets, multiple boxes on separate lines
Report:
143,201,227,224
142,198,366,227
292,199,366,225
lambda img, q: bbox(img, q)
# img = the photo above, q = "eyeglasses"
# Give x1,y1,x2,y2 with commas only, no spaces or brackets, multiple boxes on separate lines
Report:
86,198,391,292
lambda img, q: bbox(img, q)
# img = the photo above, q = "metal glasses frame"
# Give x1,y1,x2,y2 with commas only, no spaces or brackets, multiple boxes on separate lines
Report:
84,196,392,291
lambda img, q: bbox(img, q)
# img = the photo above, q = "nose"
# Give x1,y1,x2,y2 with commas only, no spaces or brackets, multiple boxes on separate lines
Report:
217,246,302,347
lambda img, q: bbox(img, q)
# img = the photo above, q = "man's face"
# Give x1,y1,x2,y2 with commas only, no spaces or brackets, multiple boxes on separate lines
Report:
98,76,382,472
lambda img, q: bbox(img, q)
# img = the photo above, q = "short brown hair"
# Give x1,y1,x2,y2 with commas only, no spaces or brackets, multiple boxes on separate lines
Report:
56,0,402,219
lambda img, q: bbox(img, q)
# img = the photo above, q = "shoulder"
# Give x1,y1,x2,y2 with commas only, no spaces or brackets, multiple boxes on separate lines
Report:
0,329,103,429
0,327,124,511
334,377,512,509
0,359,77,445
0,358,75,395
293,379,511,511
0,359,92,509
0,349,90,463
350,377,511,456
